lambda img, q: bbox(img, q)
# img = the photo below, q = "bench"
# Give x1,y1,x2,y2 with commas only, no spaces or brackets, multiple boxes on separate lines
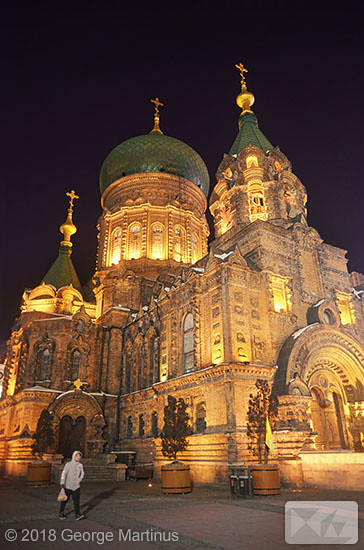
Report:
127,463,153,480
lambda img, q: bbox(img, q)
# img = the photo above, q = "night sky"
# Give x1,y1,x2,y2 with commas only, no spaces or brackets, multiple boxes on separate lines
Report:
1,3,363,344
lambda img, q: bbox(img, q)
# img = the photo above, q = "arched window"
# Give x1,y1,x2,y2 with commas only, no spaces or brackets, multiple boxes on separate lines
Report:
151,338,159,384
71,349,82,380
125,350,133,394
111,228,122,265
138,345,145,390
111,228,121,265
173,227,185,262
39,349,50,380
151,223,164,259
151,411,158,438
139,414,145,438
248,182,267,222
191,233,198,264
196,403,207,433
128,223,141,259
183,313,194,372
127,416,133,438
246,155,258,168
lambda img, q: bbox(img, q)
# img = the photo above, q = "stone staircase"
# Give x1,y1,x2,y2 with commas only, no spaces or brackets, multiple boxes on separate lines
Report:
51,454,127,484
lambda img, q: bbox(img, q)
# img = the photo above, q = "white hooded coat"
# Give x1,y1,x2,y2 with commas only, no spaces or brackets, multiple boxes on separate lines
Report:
60,451,85,490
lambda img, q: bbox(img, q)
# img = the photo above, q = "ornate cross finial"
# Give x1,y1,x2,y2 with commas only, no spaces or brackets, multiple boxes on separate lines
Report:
235,62,248,89
150,97,164,116
150,97,164,134
66,189,79,213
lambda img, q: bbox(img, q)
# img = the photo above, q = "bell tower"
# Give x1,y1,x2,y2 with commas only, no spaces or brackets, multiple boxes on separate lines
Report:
210,64,307,241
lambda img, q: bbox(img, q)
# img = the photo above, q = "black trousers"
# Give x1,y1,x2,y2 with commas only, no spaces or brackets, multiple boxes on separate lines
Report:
59,487,81,515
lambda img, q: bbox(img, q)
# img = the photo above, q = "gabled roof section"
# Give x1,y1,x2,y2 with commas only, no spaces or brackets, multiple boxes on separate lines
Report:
229,111,274,156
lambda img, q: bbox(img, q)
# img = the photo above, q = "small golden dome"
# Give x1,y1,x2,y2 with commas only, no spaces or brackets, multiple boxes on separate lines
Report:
236,89,255,112
60,214,77,239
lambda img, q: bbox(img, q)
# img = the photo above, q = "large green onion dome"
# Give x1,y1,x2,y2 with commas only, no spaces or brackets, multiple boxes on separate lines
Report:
99,131,210,196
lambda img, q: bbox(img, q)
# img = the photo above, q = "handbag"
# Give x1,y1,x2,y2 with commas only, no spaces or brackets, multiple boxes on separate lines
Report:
57,487,68,501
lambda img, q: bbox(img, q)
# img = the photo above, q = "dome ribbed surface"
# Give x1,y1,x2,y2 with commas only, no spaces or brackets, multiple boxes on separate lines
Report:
100,132,209,196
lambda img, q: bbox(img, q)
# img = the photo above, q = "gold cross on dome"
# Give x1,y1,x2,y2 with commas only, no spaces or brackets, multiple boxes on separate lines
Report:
66,190,79,213
235,62,248,88
150,97,164,116
73,378,83,390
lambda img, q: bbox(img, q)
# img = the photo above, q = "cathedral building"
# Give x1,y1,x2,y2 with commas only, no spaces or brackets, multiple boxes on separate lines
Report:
1,67,364,487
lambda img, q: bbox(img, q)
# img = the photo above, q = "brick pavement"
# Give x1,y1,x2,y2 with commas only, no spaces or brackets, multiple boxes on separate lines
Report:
0,479,363,550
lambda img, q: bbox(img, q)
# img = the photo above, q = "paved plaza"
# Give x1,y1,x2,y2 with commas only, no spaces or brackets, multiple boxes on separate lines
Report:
0,478,363,549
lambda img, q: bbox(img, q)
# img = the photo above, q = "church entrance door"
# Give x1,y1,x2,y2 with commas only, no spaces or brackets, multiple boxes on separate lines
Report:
310,388,346,450
58,415,86,458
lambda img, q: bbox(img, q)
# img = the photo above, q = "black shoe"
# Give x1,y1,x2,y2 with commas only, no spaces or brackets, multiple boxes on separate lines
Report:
58,513,66,520
75,514,84,521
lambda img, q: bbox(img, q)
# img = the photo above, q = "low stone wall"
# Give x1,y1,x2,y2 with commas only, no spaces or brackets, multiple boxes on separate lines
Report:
299,451,364,490
278,457,304,488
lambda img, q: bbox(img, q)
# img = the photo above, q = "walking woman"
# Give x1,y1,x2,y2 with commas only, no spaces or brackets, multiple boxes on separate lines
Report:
58,450,85,520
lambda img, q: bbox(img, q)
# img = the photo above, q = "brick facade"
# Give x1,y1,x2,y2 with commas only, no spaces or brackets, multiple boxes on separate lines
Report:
1,83,364,485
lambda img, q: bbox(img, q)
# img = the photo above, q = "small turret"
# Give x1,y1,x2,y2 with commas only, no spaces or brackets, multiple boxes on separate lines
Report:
42,190,83,294
210,64,307,240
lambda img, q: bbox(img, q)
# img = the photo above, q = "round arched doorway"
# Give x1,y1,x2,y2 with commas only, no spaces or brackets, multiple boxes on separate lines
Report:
49,389,106,457
277,324,364,453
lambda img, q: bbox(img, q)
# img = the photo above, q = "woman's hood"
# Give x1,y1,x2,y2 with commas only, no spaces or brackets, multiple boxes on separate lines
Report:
72,450,82,462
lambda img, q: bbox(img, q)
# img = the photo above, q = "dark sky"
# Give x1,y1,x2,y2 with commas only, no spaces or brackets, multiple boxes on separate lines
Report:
1,3,363,342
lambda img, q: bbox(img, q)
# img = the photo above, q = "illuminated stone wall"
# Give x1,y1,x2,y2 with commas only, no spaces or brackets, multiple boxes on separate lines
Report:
1,104,364,487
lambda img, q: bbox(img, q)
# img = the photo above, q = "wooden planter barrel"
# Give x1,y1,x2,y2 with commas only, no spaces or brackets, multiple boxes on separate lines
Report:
249,464,280,495
26,462,52,486
161,462,191,494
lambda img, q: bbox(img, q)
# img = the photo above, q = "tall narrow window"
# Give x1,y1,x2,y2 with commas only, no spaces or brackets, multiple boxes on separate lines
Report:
138,346,145,389
272,277,287,313
39,349,50,380
127,416,133,438
139,414,145,438
151,224,164,259
128,223,141,259
71,349,82,380
152,338,159,384
111,228,122,265
125,351,133,393
196,403,207,433
248,182,267,222
151,411,158,438
183,313,194,372
173,227,185,262
191,233,198,264
270,275,292,313
336,291,355,325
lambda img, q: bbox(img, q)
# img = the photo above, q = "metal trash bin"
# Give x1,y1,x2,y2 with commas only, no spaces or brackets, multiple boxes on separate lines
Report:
229,468,253,498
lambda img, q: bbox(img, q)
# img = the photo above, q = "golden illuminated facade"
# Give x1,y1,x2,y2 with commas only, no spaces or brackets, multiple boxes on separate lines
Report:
2,74,364,489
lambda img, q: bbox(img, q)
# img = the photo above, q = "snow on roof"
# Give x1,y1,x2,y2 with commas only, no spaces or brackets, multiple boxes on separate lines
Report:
214,251,234,261
23,386,62,393
292,323,319,340
312,299,325,308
